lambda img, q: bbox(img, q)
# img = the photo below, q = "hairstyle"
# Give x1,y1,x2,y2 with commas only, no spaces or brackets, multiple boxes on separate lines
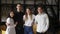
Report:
37,4,43,9
25,7,32,20
16,3,22,6
8,10,14,18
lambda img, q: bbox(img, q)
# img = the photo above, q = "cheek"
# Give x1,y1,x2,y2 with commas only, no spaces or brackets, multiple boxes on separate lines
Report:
10,14,14,16
38,10,40,12
17,7,20,9
12,14,14,16
26,10,29,13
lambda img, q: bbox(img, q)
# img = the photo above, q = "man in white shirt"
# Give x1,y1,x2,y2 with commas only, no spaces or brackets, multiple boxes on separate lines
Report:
35,5,49,34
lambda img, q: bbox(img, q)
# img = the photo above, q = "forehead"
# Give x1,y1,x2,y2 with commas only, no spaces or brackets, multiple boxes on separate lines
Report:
38,7,42,9
10,12,14,13
17,4,21,6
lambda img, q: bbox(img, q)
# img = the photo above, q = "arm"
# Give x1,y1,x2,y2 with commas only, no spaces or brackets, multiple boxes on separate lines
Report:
34,16,38,25
6,23,10,26
6,18,11,26
8,22,18,28
23,15,26,21
45,14,49,31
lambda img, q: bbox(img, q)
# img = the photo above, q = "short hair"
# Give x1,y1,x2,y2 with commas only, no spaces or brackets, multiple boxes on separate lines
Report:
16,3,22,6
37,4,44,9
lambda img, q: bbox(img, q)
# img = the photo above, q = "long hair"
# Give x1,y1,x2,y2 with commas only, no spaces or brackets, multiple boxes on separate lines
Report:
25,8,32,20
8,10,14,18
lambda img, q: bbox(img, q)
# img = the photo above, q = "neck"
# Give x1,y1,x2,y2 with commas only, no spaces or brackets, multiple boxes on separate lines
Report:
39,12,41,14
17,9,21,12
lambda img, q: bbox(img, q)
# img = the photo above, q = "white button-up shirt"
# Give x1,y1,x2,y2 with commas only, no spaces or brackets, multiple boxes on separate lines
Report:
35,13,49,33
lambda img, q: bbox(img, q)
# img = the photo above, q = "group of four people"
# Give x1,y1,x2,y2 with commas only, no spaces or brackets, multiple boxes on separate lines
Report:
5,3,49,34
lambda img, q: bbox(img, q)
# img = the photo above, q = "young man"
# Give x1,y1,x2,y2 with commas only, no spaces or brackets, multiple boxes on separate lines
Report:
35,5,49,34
14,3,24,34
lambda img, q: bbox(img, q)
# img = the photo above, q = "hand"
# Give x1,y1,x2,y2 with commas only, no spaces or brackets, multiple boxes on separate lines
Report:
6,23,10,26
14,22,18,27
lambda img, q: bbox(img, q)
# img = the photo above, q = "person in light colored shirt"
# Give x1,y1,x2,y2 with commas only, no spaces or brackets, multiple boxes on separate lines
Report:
6,10,17,34
35,5,49,34
23,7,35,34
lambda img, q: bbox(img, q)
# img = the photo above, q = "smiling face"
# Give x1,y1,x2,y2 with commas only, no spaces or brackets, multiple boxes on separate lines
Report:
10,11,14,18
26,8,31,15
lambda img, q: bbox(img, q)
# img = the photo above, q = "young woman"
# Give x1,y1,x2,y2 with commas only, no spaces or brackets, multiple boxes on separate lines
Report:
23,8,35,34
5,10,17,34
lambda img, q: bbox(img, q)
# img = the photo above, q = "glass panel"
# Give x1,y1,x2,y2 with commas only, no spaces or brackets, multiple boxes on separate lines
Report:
1,0,7,4
25,0,34,4
1,5,12,22
46,0,52,5
52,6,58,15
46,6,54,17
46,0,58,5
1,0,24,4
14,0,24,4
36,0,45,5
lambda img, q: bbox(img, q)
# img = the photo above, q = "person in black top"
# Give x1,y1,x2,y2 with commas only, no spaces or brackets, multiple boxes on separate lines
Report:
14,3,24,34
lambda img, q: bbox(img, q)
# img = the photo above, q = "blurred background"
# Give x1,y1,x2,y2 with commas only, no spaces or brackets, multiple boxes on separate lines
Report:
0,0,59,34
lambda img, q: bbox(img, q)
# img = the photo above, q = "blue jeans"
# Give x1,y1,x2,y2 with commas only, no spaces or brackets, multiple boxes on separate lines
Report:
24,26,33,34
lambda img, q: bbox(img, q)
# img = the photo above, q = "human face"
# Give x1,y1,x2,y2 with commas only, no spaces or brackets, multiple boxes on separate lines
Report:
26,8,31,15
10,11,14,17
16,4,22,11
37,7,43,14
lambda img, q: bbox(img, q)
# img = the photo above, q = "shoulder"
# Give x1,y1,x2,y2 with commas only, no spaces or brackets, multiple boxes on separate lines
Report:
32,14,35,17
43,13,48,16
23,15,26,18
6,18,11,22
35,14,38,17
35,14,38,19
43,13,48,17
23,15,25,17
7,18,11,20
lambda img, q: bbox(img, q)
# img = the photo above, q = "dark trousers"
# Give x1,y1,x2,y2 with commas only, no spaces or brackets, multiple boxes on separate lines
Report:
16,25,24,34
24,26,33,34
37,32,46,34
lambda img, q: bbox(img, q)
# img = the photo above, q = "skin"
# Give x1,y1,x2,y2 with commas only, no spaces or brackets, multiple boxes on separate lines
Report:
37,7,43,14
6,11,17,26
26,8,31,15
37,7,45,32
23,8,31,21
16,4,22,12
10,11,14,18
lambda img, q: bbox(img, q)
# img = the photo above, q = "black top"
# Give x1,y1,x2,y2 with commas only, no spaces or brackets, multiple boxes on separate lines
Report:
14,11,24,25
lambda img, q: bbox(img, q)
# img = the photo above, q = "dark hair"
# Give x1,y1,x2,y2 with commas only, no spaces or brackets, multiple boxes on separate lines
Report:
25,7,32,20
8,10,14,18
16,3,22,6
26,7,32,11
37,4,43,9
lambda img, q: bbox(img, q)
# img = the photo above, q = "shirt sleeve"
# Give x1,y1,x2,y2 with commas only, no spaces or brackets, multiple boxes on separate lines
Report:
44,14,49,31
23,15,26,21
6,18,11,24
6,18,16,28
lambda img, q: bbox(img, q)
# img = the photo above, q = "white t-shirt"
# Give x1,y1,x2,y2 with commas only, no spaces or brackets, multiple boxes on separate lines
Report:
23,14,35,26
35,13,49,33
6,18,16,34
6,18,16,28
